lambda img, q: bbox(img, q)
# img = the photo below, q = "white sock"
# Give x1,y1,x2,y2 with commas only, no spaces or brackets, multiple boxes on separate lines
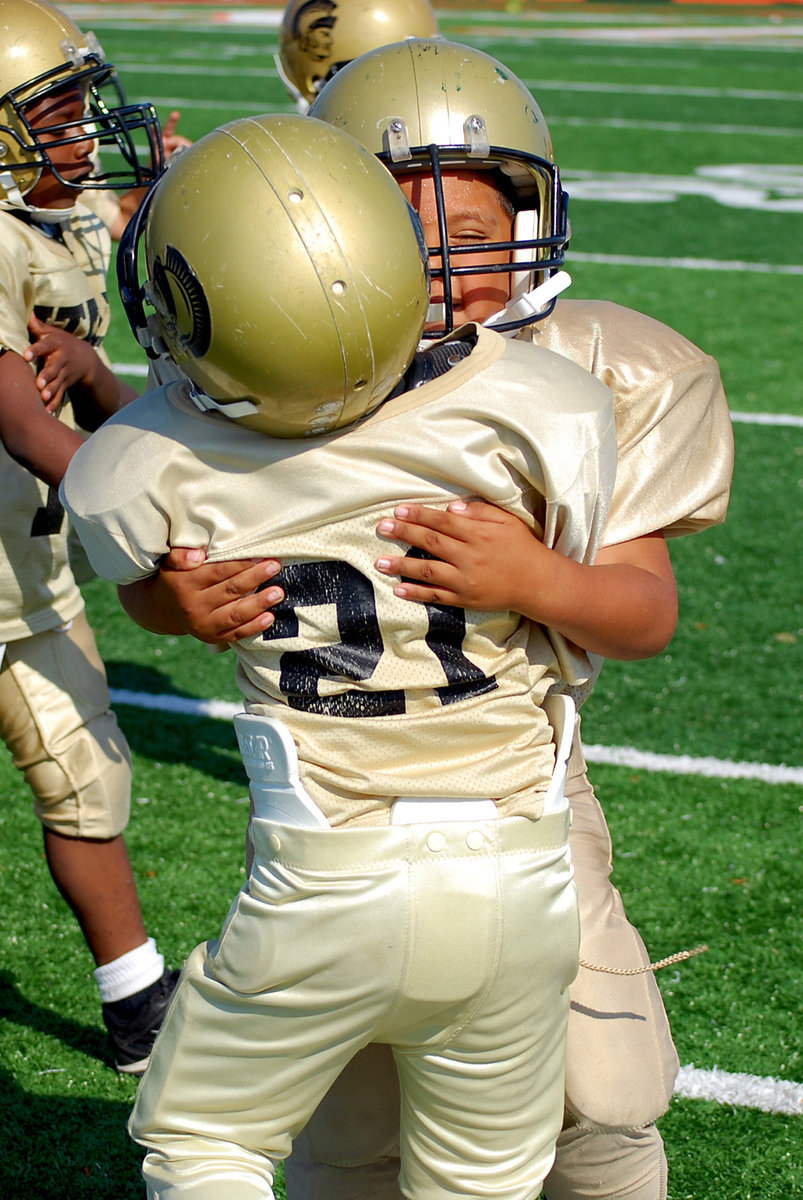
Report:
93,937,165,1004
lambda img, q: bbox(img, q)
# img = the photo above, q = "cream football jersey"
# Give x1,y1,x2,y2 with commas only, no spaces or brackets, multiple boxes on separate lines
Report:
0,203,111,640
529,299,733,546
64,327,616,826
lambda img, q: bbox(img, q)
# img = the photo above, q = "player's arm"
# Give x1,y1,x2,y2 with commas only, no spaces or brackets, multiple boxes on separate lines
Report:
117,548,284,643
25,314,136,425
375,501,678,661
0,347,88,486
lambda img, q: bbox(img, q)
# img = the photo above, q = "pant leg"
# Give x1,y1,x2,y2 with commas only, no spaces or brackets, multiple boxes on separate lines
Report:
284,1045,402,1200
544,1123,667,1200
561,723,678,1130
0,613,131,837
285,722,677,1200
131,822,416,1199
135,813,576,1200
390,817,578,1200
285,1098,669,1200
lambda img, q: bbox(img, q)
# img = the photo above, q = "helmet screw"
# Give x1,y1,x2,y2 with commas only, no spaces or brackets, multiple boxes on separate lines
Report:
390,120,404,134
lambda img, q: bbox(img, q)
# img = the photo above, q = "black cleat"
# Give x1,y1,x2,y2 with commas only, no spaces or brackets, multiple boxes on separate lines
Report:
102,967,180,1076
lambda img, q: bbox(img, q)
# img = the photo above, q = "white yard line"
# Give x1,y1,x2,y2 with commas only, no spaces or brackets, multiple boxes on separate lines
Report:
524,80,803,103
566,252,803,275
582,744,803,788
554,117,800,138
108,689,802,787
674,1065,803,1116
730,412,803,427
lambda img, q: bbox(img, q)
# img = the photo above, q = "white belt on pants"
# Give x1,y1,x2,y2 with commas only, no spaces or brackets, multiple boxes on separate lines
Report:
234,699,575,830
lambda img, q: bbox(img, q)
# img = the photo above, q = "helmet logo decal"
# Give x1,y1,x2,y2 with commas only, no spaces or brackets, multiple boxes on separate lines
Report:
151,245,211,359
292,0,337,63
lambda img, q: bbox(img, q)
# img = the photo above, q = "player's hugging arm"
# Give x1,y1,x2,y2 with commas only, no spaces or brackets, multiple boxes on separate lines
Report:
117,548,285,643
375,501,678,662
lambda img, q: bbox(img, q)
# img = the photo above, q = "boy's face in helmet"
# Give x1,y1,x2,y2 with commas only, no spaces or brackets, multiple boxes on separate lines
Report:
22,83,95,208
398,168,514,331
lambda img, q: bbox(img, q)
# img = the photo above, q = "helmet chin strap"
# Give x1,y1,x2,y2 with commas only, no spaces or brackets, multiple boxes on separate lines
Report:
484,270,572,334
0,172,79,223
425,270,571,336
274,53,311,115
187,381,260,421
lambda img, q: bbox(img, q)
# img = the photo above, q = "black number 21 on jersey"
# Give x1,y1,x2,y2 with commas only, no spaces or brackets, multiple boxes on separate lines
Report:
262,558,497,718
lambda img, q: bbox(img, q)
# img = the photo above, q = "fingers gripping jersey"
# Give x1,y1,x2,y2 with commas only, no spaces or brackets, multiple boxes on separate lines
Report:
0,203,112,640
63,327,616,826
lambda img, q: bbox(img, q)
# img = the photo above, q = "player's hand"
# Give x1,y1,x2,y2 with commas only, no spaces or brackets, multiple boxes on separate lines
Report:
375,500,545,610
24,314,98,408
155,547,284,643
162,110,192,158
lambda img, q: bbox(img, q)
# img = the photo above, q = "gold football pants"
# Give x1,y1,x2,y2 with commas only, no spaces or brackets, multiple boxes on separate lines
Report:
0,613,131,837
283,721,678,1200
131,809,578,1199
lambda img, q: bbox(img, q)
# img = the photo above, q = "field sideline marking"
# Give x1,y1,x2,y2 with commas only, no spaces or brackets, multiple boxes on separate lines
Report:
446,24,803,48
582,744,803,787
567,252,803,275
107,688,803,786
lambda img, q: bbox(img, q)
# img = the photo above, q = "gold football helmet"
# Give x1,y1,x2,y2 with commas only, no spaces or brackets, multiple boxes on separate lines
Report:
0,0,162,209
310,38,570,333
278,0,439,110
119,115,429,439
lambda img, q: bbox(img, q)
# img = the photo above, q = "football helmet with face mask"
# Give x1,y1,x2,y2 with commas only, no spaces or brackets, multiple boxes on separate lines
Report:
118,114,429,438
0,0,163,212
310,38,571,334
277,0,439,112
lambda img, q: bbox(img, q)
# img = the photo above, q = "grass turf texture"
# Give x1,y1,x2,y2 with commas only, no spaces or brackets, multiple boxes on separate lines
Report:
0,3,800,1196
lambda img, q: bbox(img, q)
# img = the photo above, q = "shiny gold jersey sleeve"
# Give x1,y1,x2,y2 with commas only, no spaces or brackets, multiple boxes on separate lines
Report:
532,299,733,545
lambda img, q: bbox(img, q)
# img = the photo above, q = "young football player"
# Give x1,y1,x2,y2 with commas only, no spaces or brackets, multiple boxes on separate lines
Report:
0,0,176,1075
141,38,733,1200
298,40,733,1200
61,113,674,1199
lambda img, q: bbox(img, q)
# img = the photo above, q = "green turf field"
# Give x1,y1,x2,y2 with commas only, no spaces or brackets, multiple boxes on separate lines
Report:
0,4,801,1197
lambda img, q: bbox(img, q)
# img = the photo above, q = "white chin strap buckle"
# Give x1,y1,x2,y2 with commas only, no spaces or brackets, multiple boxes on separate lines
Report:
188,383,260,421
486,270,572,331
